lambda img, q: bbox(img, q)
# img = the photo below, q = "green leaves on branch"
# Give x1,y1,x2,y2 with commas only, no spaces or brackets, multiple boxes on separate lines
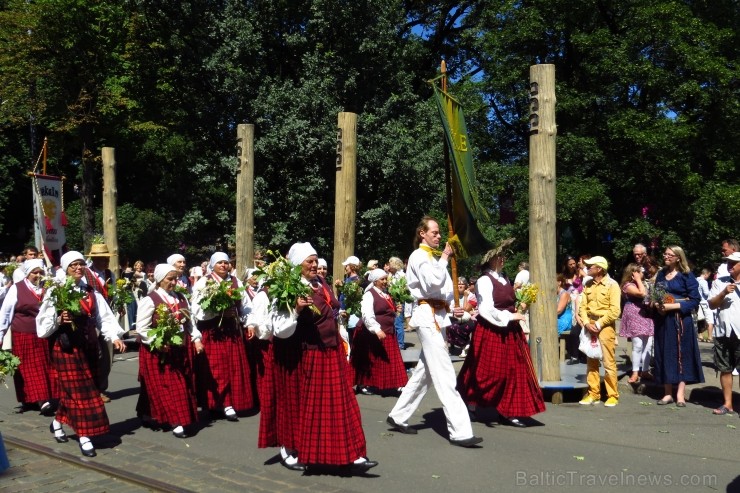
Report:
0,350,21,387
43,277,86,323
255,250,319,315
147,303,184,353
339,280,363,317
388,276,413,306
200,279,244,314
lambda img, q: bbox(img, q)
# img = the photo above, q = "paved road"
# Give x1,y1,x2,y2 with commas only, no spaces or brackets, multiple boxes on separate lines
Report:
1,333,739,492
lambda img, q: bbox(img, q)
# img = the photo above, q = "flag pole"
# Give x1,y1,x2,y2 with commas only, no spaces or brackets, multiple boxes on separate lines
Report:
441,60,460,304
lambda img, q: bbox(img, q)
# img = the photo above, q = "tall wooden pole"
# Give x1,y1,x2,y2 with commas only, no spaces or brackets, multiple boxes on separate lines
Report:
441,61,459,303
101,147,120,276
528,64,559,382
236,124,255,277
333,112,357,289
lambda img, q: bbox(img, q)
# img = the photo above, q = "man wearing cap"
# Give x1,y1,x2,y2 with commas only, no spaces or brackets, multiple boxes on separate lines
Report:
578,256,622,407
386,216,482,447
708,251,740,415
167,254,191,293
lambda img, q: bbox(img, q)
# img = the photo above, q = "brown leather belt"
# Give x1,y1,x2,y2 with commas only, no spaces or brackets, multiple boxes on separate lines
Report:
418,299,450,332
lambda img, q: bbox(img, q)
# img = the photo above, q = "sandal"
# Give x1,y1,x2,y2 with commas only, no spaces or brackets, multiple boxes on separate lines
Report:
712,405,734,415
657,397,674,406
627,375,639,383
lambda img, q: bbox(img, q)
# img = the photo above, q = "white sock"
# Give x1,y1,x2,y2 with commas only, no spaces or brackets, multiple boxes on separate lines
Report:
280,446,289,460
40,401,51,411
172,426,184,434
52,420,65,437
284,455,299,465
224,406,236,416
79,436,94,450
353,457,367,464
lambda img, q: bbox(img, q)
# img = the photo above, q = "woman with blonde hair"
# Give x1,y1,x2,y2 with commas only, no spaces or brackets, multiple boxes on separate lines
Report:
619,263,654,383
652,246,703,406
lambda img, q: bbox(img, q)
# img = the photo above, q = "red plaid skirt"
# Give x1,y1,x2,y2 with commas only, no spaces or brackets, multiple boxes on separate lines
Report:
457,322,545,418
252,339,277,448
12,330,58,404
298,346,367,465
351,328,408,390
51,330,110,437
137,337,198,427
196,321,254,411
272,336,302,451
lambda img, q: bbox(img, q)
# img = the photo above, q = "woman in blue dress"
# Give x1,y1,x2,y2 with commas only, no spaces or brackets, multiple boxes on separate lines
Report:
556,274,573,335
652,245,703,407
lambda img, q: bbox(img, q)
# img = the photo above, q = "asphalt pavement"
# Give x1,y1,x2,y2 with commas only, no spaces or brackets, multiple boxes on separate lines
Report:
1,330,739,493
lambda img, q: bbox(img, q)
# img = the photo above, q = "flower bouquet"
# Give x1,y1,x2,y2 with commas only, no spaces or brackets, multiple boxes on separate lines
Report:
147,304,185,359
107,278,135,313
254,250,319,314
515,283,539,313
2,262,17,280
199,278,244,322
649,282,673,308
0,350,20,388
339,279,363,317
173,284,190,300
388,276,414,306
43,277,86,330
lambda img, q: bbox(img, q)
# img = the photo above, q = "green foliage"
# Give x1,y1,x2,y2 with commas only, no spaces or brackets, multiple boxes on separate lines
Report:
0,350,21,386
0,0,736,274
199,279,244,314
147,303,184,352
339,279,363,316
43,276,85,319
388,276,414,305
254,251,317,314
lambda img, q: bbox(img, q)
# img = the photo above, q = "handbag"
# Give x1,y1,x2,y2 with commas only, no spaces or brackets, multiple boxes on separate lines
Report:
578,328,602,360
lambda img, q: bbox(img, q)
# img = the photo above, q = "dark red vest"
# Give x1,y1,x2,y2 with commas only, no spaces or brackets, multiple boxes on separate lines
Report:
297,277,340,349
369,288,396,335
10,281,42,334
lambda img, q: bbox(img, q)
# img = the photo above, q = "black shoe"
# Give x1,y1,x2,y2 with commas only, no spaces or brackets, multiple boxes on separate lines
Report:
49,422,68,443
40,401,55,416
225,411,239,422
280,458,306,471
500,417,527,428
449,436,483,448
79,442,96,457
359,386,375,395
350,459,379,474
566,357,579,365
172,428,188,439
386,416,417,435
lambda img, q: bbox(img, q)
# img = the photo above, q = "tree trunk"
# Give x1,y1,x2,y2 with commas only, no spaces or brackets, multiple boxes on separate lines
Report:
333,112,357,290
235,124,255,277
528,64,559,382
101,147,119,276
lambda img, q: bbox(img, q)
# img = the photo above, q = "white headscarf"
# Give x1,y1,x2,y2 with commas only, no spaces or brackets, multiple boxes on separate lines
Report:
287,242,317,266
317,258,328,268
167,253,185,266
150,263,177,293
209,252,230,270
60,251,85,272
365,268,388,291
23,259,45,276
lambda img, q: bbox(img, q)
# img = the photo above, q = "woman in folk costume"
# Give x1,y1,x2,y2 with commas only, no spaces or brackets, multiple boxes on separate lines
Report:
135,264,203,438
246,284,302,465
191,252,254,421
282,242,377,473
36,251,127,457
456,239,545,428
0,259,57,415
351,268,408,395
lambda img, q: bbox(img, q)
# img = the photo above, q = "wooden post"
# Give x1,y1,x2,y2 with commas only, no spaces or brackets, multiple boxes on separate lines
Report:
236,124,255,277
333,112,357,288
101,147,120,276
528,65,559,382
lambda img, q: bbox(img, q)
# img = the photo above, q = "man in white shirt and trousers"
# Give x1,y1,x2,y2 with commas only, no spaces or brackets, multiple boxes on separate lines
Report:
386,216,482,447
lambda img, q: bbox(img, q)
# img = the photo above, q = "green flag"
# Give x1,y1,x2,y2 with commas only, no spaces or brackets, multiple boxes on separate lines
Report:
432,83,493,258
